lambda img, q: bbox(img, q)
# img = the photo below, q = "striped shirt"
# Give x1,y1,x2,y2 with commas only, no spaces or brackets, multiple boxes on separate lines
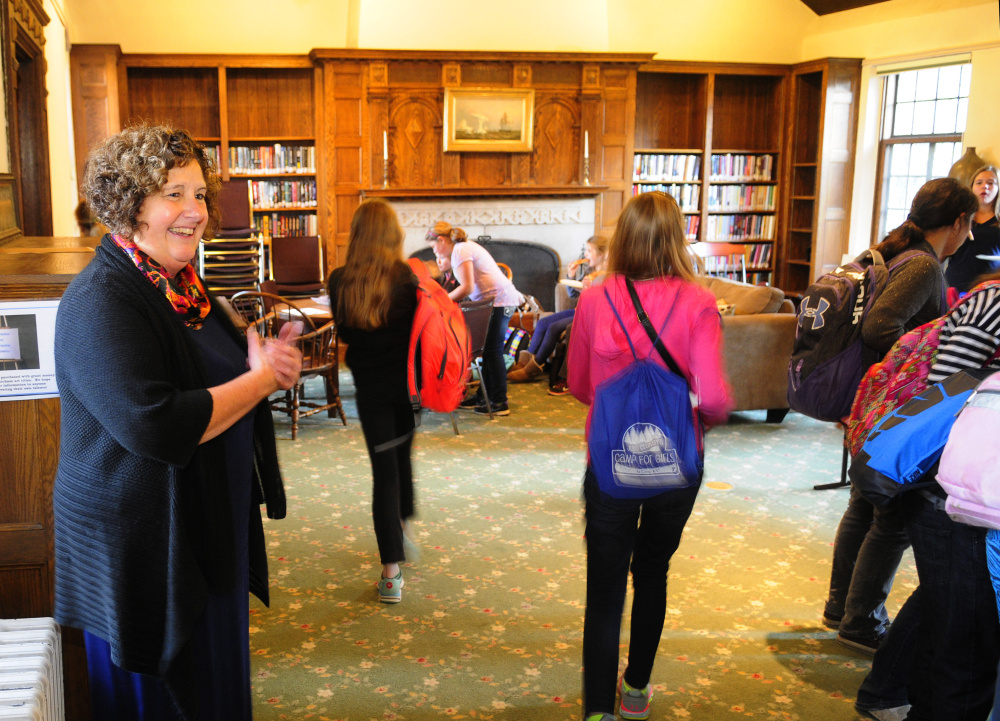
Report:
927,284,1000,385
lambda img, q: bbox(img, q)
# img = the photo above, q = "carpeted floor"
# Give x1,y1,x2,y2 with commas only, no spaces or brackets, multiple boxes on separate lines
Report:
249,374,916,720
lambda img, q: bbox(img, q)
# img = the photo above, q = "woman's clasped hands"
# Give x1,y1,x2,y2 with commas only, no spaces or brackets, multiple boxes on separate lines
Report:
248,321,304,392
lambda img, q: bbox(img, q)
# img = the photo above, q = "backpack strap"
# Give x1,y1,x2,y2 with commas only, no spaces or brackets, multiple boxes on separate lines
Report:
623,278,685,379
604,286,640,362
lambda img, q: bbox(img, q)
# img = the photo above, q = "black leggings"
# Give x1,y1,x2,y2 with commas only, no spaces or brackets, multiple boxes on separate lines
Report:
355,389,416,565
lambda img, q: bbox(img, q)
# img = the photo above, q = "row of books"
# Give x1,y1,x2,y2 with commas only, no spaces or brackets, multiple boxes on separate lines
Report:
230,144,316,175
253,212,319,239
706,184,777,211
250,179,317,209
709,154,774,182
684,215,700,241
742,242,773,268
633,153,701,182
705,214,776,241
632,183,700,212
202,145,221,169
698,243,772,272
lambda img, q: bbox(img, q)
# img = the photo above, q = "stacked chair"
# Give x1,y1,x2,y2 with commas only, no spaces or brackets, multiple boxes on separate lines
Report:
199,180,263,296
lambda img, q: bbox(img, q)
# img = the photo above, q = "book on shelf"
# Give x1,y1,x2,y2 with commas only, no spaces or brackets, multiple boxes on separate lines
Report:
709,153,774,182
202,144,221,170
685,215,700,241
632,153,701,182
229,144,316,175
253,211,318,240
706,184,776,211
705,214,775,241
250,179,317,209
632,182,700,212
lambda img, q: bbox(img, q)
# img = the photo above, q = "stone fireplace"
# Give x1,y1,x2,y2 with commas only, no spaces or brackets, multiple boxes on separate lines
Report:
394,196,597,270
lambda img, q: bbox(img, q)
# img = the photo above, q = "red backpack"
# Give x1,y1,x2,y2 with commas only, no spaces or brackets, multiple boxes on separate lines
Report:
406,258,472,413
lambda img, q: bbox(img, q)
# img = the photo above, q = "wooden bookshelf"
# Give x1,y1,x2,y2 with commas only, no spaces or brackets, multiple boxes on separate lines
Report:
633,64,786,285
779,58,861,293
118,59,323,245
632,60,860,290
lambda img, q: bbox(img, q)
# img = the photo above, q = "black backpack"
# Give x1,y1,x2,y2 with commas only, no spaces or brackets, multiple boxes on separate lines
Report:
787,249,925,422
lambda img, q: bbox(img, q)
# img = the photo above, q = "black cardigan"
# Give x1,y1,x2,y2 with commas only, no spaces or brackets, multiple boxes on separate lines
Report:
53,236,285,718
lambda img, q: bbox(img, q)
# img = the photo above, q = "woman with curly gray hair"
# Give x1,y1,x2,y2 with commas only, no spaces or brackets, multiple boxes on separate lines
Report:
53,124,302,720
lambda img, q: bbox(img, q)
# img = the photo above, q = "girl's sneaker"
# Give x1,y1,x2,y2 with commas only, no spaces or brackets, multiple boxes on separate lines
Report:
547,381,571,396
377,571,403,603
618,674,652,720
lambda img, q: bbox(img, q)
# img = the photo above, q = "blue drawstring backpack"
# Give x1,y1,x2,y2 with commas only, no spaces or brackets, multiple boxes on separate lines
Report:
588,280,703,499
848,368,994,507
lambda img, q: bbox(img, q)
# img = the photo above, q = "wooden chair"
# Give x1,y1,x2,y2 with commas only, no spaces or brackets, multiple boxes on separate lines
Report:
230,290,347,439
268,235,326,299
451,298,495,432
216,180,254,238
690,241,748,284
496,262,513,280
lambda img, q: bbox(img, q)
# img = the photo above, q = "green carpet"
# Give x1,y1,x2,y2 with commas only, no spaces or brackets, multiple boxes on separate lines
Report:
249,375,915,720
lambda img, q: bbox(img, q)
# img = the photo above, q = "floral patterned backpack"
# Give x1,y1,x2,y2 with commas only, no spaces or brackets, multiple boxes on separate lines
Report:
847,280,1000,457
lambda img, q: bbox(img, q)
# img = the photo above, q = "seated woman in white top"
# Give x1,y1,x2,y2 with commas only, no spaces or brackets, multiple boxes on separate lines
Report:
426,222,522,416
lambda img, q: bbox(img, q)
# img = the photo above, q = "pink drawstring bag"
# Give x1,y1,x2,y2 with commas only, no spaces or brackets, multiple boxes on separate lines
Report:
938,371,1000,529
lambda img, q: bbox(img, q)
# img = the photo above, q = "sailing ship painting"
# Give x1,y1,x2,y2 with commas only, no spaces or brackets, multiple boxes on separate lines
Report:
454,96,524,141
445,88,535,152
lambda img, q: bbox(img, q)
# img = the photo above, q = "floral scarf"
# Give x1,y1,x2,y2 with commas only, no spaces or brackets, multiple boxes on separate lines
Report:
111,234,211,329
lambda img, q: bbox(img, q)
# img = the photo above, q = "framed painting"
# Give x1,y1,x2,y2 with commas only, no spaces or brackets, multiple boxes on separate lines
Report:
443,88,535,153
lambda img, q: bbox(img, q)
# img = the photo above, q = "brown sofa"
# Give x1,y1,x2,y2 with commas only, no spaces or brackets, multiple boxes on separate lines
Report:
554,272,796,421
695,276,796,422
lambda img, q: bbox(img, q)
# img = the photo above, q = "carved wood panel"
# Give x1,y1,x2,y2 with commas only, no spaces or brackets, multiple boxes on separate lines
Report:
389,96,441,188
531,96,579,186
70,46,121,193
460,153,509,187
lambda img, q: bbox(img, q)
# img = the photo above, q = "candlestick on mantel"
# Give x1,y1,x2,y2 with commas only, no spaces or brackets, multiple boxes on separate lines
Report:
382,130,389,188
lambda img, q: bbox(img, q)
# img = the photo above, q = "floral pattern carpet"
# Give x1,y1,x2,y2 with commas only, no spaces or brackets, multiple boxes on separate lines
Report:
249,375,917,720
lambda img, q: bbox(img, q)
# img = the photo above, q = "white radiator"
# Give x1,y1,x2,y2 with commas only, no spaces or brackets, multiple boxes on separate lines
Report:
0,618,64,721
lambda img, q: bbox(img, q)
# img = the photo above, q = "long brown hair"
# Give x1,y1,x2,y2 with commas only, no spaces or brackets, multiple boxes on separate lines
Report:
876,177,978,261
607,192,695,282
334,199,404,330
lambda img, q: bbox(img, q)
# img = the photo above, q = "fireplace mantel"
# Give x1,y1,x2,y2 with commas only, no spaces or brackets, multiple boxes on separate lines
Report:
363,185,608,200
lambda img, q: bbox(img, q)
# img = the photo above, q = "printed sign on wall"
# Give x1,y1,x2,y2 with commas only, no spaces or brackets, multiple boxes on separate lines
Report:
0,299,59,400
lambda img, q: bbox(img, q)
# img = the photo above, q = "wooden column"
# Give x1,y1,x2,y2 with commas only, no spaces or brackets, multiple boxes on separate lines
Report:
69,45,122,195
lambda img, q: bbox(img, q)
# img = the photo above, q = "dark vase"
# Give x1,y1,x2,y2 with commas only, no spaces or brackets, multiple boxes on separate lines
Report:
949,146,988,188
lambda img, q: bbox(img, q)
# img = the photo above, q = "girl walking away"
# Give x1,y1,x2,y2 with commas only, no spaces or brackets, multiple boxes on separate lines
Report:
508,234,608,383
568,192,733,721
328,199,419,603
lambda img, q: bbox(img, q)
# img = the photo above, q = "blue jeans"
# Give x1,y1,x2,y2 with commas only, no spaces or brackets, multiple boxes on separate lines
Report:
481,306,514,406
902,493,999,720
582,466,700,717
527,309,575,362
825,483,910,638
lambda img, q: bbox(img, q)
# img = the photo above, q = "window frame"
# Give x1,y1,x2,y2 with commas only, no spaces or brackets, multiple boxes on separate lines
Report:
870,64,970,245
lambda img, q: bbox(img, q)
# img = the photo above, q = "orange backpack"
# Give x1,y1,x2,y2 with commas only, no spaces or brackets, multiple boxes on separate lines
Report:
406,258,472,413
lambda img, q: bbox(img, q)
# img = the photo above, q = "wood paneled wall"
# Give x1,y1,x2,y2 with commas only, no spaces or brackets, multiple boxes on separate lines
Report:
311,50,650,264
